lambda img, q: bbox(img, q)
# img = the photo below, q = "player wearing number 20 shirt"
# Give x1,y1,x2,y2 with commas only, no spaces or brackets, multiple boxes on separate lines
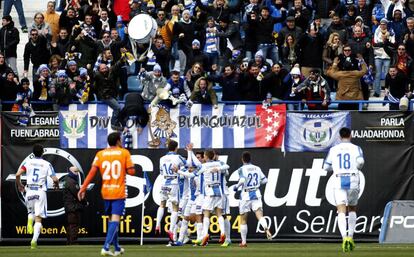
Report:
78,132,135,256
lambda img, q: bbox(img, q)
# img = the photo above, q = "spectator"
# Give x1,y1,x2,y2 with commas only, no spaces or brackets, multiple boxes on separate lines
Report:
189,77,218,108
49,70,77,110
371,0,386,32
343,5,357,27
195,0,241,22
348,16,372,39
32,64,53,110
202,17,220,68
51,28,71,58
2,0,27,32
49,55,63,78
243,6,259,61
288,0,312,30
250,6,286,65
296,69,331,110
189,39,209,72
322,32,344,70
173,9,197,75
403,17,414,58
65,60,80,82
278,16,303,48
249,50,272,74
313,0,338,27
326,55,367,110
297,22,324,76
239,63,264,101
280,34,298,69
208,64,242,101
94,57,126,130
31,12,52,43
0,70,19,111
99,9,113,33
118,92,149,133
384,66,409,110
71,24,97,69
384,43,414,90
166,69,192,102
129,0,143,20
387,4,407,44
0,15,19,74
63,167,87,245
23,29,50,81
94,49,113,72
44,1,60,43
150,36,170,77
327,14,347,43
283,64,305,110
59,7,80,35
185,62,206,92
141,64,168,103
14,77,35,125
159,5,180,51
75,67,93,104
0,52,12,77
355,0,372,27
262,62,289,101
216,15,243,69
373,18,395,97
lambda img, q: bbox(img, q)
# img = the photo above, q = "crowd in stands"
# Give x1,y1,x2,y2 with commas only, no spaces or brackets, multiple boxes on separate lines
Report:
0,0,414,128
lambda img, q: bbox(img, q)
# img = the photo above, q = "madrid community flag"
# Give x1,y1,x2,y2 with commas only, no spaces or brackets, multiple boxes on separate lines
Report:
284,111,351,152
59,104,286,149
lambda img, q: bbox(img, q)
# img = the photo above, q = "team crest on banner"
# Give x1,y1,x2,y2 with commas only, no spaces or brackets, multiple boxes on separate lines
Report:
285,112,350,152
60,110,88,139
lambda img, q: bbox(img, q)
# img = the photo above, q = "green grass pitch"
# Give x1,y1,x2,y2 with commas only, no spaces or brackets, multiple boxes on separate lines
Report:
1,243,414,257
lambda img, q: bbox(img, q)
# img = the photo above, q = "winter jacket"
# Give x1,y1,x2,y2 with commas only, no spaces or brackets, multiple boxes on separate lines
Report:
0,20,20,58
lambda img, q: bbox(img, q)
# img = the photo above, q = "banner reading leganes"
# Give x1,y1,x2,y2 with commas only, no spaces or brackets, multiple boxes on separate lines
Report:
284,112,351,152
59,104,286,149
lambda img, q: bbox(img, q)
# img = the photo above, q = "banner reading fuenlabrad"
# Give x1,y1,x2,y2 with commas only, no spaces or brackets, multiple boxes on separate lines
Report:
58,104,286,149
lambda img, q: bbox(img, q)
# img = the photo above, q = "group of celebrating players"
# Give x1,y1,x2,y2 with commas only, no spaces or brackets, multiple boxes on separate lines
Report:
154,140,272,248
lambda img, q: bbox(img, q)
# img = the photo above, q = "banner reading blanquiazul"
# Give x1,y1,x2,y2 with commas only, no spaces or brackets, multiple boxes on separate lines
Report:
59,104,286,149
284,112,351,152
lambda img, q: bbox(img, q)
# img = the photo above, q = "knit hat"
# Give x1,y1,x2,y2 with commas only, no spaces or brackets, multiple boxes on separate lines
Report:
290,66,301,76
380,18,388,24
355,16,363,22
182,9,191,16
153,64,162,72
37,64,50,74
56,70,67,78
117,15,123,23
79,67,88,77
68,60,77,66
255,50,264,59
192,39,200,46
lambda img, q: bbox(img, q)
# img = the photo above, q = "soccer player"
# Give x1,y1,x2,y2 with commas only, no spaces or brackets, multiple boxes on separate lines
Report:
233,151,271,247
155,140,186,242
197,149,229,246
214,151,232,247
323,127,364,252
78,132,136,256
15,144,59,249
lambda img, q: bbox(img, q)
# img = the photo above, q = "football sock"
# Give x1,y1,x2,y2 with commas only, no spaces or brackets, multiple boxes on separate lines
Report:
32,222,42,242
104,221,119,251
337,213,347,239
196,222,203,240
348,212,357,238
156,207,164,228
178,220,188,242
218,216,225,236
224,218,231,241
258,217,268,230
112,226,120,251
203,217,210,237
240,224,248,244
170,211,178,233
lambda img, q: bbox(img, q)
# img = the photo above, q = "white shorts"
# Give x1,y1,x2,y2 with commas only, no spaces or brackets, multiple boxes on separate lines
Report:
202,195,223,211
183,199,194,217
222,194,230,215
239,198,263,215
334,188,359,206
25,190,47,218
178,197,188,216
160,184,179,204
191,195,204,215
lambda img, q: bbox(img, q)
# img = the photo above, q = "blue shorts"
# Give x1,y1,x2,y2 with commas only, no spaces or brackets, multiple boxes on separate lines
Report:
104,199,126,216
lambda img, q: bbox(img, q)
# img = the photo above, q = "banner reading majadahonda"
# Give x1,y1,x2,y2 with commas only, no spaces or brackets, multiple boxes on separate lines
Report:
58,104,286,149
